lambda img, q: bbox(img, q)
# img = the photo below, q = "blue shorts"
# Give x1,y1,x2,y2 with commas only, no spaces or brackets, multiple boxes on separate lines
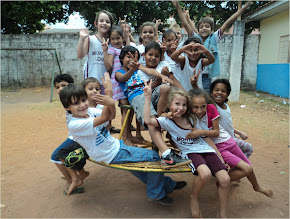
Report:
50,138,74,164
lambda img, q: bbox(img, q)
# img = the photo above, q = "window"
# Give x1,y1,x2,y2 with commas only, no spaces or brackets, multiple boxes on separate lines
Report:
278,35,289,63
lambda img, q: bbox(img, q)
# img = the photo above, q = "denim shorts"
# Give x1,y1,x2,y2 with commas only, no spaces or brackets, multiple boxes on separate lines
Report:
50,138,75,164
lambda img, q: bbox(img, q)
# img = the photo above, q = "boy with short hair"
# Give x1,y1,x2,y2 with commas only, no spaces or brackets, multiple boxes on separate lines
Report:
50,74,89,195
172,0,252,93
59,72,187,204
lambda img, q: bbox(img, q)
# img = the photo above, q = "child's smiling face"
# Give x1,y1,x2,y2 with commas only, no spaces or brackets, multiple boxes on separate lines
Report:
192,96,207,119
66,96,89,118
145,48,160,68
198,22,212,39
163,33,177,51
110,31,123,49
210,83,229,107
95,12,111,35
186,42,201,63
170,94,188,118
140,25,155,45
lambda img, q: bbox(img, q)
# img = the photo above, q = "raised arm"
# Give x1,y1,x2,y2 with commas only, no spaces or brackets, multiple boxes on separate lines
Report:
170,45,187,67
102,38,114,73
77,29,90,59
144,80,159,127
171,0,194,36
184,7,198,34
220,1,252,34
195,44,215,67
115,51,140,82
94,72,116,124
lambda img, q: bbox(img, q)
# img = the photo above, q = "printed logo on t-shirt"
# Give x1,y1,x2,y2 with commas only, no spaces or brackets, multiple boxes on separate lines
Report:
176,136,203,145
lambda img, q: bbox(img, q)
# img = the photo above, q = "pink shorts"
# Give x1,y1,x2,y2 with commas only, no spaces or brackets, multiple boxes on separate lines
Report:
216,138,252,168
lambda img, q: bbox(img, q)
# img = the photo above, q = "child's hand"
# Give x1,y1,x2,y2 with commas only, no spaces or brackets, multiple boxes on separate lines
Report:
171,0,179,8
160,42,167,53
155,19,163,26
194,43,209,55
143,79,152,97
186,128,202,139
170,40,178,53
102,37,110,52
161,75,173,85
128,51,140,71
239,131,248,140
101,72,113,97
79,29,90,39
161,66,170,76
167,111,173,119
190,69,201,86
96,94,115,106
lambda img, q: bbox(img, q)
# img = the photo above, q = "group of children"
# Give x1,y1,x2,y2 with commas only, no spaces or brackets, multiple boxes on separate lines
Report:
50,1,273,217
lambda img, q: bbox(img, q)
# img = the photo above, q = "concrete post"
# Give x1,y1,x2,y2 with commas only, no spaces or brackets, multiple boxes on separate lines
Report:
229,20,245,102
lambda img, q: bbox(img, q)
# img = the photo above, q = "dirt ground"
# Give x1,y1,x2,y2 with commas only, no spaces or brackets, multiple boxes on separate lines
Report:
1,87,289,218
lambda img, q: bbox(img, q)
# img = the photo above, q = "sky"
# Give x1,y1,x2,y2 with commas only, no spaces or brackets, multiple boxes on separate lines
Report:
48,12,87,29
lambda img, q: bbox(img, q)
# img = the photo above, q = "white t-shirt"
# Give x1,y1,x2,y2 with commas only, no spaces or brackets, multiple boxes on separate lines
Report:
179,55,203,91
68,108,120,164
216,103,235,138
136,44,146,66
137,61,172,82
156,117,216,157
163,51,182,82
66,111,73,140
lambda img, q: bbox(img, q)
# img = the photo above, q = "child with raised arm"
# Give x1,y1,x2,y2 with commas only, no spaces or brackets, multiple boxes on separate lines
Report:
115,46,191,168
77,10,120,133
144,82,230,218
172,0,252,93
59,73,187,204
210,79,253,158
171,36,215,91
187,88,273,199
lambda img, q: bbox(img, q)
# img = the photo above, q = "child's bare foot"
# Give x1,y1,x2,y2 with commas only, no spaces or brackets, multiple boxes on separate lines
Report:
254,186,273,198
190,196,202,218
123,138,137,147
67,178,83,196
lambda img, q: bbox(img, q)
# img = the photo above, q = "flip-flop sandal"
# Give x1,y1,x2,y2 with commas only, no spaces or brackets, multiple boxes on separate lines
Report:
64,186,85,195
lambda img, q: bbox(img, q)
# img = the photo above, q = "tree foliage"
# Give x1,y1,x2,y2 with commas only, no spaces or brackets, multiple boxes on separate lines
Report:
1,1,270,34
1,1,69,34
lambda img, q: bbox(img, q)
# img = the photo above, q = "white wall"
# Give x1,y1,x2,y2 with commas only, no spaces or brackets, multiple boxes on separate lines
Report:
1,33,259,89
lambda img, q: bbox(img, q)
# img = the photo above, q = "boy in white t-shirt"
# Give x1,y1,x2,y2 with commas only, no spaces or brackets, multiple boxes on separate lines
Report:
59,73,187,205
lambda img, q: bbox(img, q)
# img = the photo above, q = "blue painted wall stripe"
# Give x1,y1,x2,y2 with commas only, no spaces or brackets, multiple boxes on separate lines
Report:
257,64,289,98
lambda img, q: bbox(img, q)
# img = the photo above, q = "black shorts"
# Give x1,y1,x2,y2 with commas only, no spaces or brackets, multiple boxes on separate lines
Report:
57,141,89,170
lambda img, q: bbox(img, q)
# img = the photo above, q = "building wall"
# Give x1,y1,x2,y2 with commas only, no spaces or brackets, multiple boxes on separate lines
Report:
258,10,289,64
1,33,259,89
256,9,289,98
